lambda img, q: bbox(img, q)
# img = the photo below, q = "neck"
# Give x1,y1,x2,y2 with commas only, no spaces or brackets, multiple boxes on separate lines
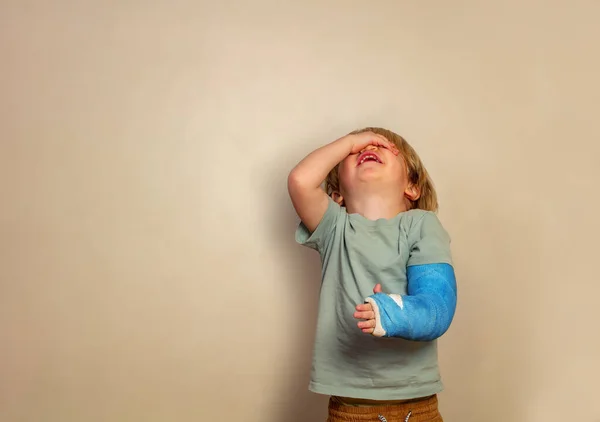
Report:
344,192,409,220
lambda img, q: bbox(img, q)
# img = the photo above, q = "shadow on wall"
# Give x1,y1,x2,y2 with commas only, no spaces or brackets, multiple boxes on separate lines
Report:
263,167,329,422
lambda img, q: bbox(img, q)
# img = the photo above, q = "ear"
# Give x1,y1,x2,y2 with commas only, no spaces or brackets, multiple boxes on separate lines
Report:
404,184,420,202
331,191,345,206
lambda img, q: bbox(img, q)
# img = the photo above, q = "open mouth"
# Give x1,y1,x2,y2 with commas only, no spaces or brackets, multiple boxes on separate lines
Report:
357,151,383,166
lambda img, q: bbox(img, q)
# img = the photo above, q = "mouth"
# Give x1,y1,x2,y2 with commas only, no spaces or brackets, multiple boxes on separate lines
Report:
356,151,383,166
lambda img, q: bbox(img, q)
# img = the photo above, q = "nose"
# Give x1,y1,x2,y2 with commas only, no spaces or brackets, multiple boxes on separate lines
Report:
361,145,378,153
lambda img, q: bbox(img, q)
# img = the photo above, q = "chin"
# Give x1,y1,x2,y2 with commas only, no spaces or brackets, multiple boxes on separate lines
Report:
357,170,387,182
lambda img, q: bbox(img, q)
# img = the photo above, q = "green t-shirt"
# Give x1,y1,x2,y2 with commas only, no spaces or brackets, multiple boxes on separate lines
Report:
295,197,453,400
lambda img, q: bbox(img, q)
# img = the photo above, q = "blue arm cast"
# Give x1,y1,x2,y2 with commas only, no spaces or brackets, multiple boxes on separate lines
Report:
364,263,457,341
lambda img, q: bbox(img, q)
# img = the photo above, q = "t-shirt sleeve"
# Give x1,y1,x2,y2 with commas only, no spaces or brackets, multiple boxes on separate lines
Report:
407,212,453,267
295,196,342,252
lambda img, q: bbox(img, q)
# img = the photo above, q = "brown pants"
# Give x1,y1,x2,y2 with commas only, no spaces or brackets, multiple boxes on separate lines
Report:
327,395,443,422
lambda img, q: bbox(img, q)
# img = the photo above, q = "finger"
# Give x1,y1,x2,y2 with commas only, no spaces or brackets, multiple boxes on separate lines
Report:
375,136,392,149
378,136,399,154
374,134,392,145
357,319,376,329
355,303,372,312
354,310,375,320
373,283,383,294
386,142,399,155
379,140,399,155
367,139,385,150
362,327,375,334
353,310,375,320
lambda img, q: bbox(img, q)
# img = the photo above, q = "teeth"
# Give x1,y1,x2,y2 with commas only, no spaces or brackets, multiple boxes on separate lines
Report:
359,154,379,164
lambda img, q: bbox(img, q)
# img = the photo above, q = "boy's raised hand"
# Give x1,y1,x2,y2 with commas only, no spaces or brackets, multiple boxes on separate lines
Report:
287,130,400,236
354,283,383,334
347,132,400,156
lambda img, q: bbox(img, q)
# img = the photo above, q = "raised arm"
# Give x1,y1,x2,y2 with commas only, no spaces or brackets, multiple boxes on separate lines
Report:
287,137,350,232
287,132,398,232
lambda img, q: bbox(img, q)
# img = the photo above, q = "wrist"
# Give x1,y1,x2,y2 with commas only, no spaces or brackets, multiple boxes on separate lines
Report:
335,134,355,151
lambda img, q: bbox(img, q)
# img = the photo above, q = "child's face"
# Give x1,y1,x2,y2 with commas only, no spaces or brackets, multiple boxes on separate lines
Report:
336,144,413,202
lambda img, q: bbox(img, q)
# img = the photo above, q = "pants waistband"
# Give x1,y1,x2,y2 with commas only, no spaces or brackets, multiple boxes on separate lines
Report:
327,394,440,422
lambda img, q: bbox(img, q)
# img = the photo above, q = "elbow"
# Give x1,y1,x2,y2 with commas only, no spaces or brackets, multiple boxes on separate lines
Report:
404,320,452,342
410,295,456,341
405,263,457,341
414,313,454,341
287,167,315,198
287,168,304,194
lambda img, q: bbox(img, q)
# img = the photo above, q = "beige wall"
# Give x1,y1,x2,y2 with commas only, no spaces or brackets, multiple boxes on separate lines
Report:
1,1,599,421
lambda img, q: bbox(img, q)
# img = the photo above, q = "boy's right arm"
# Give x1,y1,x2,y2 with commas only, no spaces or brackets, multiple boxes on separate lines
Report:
287,132,397,232
287,136,352,232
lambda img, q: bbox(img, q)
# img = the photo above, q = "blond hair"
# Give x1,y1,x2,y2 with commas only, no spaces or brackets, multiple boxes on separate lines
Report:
325,127,438,212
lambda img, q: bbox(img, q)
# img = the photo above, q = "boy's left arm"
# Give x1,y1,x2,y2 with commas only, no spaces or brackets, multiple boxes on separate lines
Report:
354,263,457,341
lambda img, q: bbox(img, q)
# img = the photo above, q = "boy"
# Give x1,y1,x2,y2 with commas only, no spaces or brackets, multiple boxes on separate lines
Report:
288,128,457,421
